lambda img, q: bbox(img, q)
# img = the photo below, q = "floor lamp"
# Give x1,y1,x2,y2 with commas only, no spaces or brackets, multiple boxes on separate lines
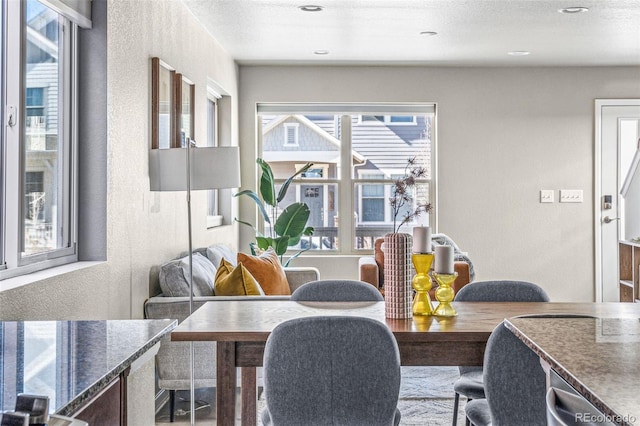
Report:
150,141,241,424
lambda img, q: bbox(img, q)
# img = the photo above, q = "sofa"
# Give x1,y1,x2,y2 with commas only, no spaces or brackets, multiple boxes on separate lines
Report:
144,244,319,421
359,234,475,298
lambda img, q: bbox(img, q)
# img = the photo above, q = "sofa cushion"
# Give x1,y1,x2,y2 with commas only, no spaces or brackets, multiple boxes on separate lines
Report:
214,258,265,296
159,252,216,297
238,248,291,295
207,244,237,268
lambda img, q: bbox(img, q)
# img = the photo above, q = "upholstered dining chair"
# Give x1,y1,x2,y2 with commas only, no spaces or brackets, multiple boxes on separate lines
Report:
290,279,384,302
451,280,550,426
464,320,548,426
261,316,402,426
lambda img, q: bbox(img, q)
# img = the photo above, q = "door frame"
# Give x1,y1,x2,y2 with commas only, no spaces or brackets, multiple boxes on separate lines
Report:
594,99,640,302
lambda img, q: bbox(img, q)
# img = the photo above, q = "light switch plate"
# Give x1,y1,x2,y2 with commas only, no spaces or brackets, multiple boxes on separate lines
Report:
540,190,554,203
560,189,583,203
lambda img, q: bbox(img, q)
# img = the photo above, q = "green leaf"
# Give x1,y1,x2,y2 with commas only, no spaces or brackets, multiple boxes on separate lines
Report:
256,236,273,251
303,226,314,236
273,236,290,256
274,203,310,243
234,218,257,232
257,158,277,207
276,162,314,203
234,190,270,224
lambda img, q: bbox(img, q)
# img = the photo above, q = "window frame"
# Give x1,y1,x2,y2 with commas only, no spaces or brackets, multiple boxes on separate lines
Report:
206,89,223,228
257,104,436,255
1,0,78,279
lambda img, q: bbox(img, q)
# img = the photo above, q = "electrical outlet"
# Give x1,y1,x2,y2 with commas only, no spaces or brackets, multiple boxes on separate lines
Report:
560,189,583,203
540,190,554,203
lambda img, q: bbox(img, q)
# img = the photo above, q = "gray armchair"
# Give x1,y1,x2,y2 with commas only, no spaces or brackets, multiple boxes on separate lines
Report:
261,316,402,426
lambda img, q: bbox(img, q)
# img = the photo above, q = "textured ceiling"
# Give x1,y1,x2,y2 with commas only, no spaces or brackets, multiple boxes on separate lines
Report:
182,0,640,66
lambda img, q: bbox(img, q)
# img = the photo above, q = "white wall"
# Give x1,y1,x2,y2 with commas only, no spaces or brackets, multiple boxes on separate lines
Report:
238,65,640,302
0,0,239,320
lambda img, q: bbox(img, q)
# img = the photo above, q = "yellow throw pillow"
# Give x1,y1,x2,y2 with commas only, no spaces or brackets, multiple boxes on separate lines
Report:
237,248,291,295
214,258,264,296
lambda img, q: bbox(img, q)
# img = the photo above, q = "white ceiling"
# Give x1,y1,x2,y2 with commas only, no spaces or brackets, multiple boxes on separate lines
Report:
182,0,640,66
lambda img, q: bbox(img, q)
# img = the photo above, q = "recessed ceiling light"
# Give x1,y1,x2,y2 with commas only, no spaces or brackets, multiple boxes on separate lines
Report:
313,50,329,55
558,6,589,14
298,5,324,12
420,31,438,37
508,51,531,56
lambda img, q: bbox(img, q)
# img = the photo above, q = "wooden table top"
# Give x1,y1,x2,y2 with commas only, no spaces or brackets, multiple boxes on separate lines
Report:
171,300,640,343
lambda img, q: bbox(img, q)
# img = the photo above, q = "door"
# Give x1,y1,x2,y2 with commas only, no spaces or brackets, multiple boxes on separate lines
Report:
301,184,324,229
596,100,640,302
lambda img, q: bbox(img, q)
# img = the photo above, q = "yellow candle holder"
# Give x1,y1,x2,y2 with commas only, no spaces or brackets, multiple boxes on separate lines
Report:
433,272,458,317
411,253,434,316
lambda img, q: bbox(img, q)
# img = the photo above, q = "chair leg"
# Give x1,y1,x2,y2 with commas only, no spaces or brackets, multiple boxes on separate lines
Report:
169,390,175,423
452,392,460,426
465,398,471,426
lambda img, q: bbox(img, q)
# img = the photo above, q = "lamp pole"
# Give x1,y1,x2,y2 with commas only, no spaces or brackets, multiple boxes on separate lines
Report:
186,139,196,425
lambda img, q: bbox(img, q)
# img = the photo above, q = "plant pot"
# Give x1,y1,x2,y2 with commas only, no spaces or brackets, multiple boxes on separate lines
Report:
383,232,413,319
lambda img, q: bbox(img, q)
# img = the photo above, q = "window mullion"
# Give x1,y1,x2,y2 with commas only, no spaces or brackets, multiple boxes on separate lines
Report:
339,115,352,254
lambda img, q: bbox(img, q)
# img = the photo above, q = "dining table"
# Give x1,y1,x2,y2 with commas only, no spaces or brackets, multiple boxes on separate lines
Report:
170,300,640,426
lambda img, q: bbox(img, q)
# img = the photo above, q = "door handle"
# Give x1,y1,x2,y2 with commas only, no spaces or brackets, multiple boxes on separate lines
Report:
603,216,620,224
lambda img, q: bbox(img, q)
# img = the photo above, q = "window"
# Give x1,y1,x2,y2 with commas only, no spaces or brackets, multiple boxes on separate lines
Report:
205,83,232,228
206,92,222,227
283,123,299,146
1,0,79,277
359,115,417,125
258,103,435,254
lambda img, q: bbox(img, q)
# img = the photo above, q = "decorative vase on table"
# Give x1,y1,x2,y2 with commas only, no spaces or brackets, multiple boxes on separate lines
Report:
384,233,413,319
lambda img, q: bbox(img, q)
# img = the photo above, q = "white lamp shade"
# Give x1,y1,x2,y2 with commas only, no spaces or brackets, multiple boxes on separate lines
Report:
149,146,241,191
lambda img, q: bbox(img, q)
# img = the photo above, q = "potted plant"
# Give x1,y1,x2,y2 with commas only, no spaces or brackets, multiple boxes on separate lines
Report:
384,157,432,318
235,158,314,266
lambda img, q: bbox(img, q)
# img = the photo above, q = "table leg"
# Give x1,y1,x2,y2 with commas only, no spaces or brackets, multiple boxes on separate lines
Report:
217,341,237,426
241,367,257,426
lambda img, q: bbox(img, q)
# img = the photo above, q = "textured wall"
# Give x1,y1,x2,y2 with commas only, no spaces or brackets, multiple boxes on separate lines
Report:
0,0,239,320
239,65,640,302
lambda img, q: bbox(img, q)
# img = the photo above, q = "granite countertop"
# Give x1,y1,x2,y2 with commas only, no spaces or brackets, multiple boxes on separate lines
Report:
506,317,640,426
0,319,176,416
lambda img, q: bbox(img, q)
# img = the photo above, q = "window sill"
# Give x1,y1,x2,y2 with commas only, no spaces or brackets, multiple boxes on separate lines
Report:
206,215,224,229
0,261,104,293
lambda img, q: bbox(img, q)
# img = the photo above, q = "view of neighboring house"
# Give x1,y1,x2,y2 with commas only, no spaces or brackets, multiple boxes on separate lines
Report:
261,113,433,249
24,2,60,254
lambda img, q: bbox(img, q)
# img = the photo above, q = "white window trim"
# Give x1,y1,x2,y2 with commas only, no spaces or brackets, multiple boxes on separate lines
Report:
257,104,436,255
1,0,78,279
206,90,223,228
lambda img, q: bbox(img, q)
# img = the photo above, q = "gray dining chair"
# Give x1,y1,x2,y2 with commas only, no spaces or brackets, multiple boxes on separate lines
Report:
452,280,550,426
261,316,402,426
290,279,384,301
465,320,548,426
546,387,616,426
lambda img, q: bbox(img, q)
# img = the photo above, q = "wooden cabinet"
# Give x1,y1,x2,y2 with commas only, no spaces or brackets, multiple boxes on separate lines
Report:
619,240,640,302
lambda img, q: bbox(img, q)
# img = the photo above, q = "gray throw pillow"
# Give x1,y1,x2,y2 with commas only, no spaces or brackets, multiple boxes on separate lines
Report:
206,244,237,269
159,252,216,297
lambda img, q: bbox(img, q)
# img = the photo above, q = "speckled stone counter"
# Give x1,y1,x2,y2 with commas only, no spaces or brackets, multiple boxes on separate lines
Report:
0,319,176,417
506,317,640,426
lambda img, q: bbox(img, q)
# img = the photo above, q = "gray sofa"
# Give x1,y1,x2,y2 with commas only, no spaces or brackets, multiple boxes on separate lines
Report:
143,244,319,420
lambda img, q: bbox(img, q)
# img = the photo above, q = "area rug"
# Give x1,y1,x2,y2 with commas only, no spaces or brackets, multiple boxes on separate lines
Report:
155,366,468,425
